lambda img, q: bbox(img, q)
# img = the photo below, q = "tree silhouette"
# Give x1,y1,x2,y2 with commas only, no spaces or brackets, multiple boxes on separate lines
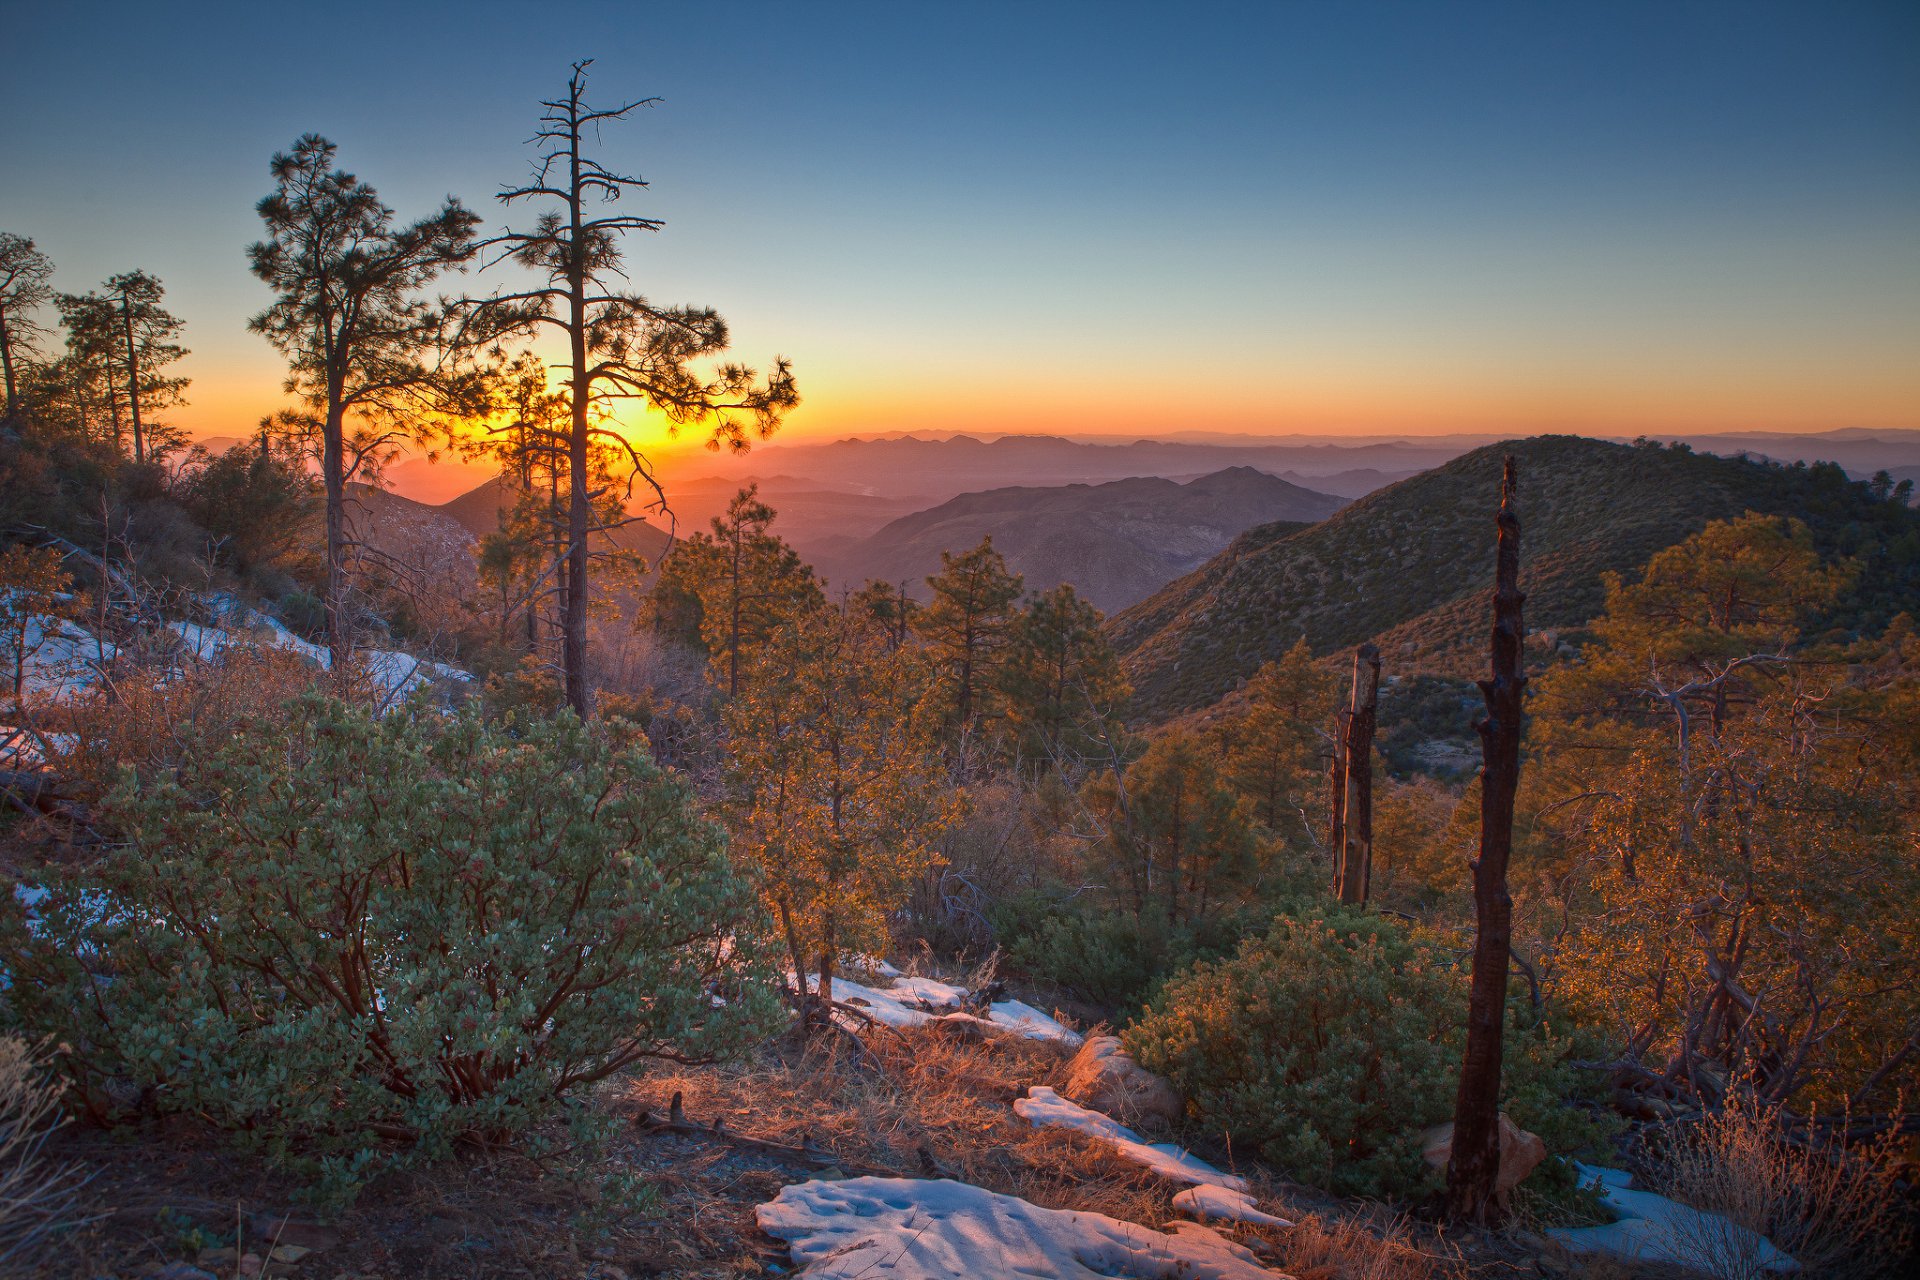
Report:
102,270,189,463
249,134,491,669
0,234,54,422
475,60,798,716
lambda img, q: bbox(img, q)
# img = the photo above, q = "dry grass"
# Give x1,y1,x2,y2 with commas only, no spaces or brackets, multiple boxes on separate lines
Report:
625,1022,1178,1227
1650,1097,1913,1279
0,1034,88,1270
1269,1208,1461,1280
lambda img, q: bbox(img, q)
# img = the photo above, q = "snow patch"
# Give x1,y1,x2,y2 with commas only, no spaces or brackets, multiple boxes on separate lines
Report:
804,973,1081,1048
1014,1086,1244,1190
1550,1164,1798,1273
756,1176,1286,1279
1171,1184,1294,1229
987,998,1083,1047
10,614,113,702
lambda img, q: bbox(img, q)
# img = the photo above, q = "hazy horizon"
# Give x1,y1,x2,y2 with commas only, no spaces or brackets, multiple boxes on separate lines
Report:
6,1,1917,452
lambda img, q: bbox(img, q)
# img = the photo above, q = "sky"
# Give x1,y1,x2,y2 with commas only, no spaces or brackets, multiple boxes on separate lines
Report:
4,0,1917,457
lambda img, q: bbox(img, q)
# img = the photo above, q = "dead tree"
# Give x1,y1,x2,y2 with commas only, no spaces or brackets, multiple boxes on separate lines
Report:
476,61,798,716
1446,456,1526,1224
1333,642,1381,905
1327,709,1349,868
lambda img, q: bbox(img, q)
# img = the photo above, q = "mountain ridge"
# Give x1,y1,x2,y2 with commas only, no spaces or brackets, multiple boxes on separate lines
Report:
1109,436,1920,719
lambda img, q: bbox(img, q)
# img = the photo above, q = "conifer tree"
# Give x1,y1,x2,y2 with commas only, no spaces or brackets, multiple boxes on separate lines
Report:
648,487,823,696
476,61,798,716
725,604,954,1016
916,536,1023,750
999,583,1128,770
102,270,189,464
1105,730,1255,928
51,292,124,446
1220,637,1337,836
849,578,917,652
0,234,54,421
249,134,491,670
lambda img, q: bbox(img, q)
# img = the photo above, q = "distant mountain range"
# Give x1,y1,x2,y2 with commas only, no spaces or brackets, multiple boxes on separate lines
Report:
1110,436,1920,719
194,427,1920,510
809,467,1345,612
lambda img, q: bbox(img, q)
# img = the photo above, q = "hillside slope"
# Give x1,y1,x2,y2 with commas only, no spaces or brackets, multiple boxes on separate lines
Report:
1110,436,1920,718
433,475,672,561
812,468,1344,611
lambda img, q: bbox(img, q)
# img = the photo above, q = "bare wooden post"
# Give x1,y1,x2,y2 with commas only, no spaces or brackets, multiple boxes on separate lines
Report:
1446,456,1526,1224
1334,643,1380,905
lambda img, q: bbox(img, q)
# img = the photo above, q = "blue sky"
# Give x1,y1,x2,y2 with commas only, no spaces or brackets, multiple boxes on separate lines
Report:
4,0,1916,442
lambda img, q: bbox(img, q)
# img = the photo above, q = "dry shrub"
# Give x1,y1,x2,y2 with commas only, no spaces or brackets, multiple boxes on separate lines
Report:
628,1023,1174,1226
1272,1209,1458,1280
1654,1096,1911,1278
49,643,327,795
0,1035,87,1268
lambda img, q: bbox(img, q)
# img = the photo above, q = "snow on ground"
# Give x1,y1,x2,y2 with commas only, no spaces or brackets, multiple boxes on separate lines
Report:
1171,1184,1294,1229
1015,1086,1243,1190
1550,1164,1798,1273
757,1177,1286,1280
986,998,1083,1046
167,613,468,706
12,614,114,702
806,972,1082,1047
1013,1086,1293,1229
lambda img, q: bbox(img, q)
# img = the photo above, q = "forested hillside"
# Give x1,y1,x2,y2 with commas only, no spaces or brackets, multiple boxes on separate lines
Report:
1111,435,1920,717
811,467,1342,610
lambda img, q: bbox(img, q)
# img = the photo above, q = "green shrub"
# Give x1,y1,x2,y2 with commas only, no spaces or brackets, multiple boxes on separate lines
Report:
1,695,780,1200
1125,907,1608,1199
994,892,1261,1014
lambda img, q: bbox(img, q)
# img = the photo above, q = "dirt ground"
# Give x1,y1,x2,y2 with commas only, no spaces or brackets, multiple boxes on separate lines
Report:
28,1019,1515,1280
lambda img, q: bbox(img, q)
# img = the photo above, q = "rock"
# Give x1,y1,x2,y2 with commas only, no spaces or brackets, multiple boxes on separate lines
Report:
1061,1035,1184,1126
1420,1113,1548,1200
270,1245,313,1264
758,1176,1282,1279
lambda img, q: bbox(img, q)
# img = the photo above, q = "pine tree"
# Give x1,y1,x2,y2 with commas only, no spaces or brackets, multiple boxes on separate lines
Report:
51,292,124,446
0,234,54,422
101,270,188,463
998,583,1128,770
849,579,917,652
1104,730,1255,928
475,61,798,716
649,486,823,695
724,604,954,1017
249,134,492,670
1219,637,1336,838
916,536,1023,750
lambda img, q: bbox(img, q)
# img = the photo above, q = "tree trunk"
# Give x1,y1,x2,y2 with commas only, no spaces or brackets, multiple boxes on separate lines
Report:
562,117,593,719
1327,708,1349,870
322,400,350,672
0,310,17,420
1446,456,1527,1225
120,297,144,465
1334,643,1380,905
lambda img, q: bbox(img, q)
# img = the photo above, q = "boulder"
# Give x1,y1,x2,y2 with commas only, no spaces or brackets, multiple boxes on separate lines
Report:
1419,1113,1548,1201
1061,1035,1183,1126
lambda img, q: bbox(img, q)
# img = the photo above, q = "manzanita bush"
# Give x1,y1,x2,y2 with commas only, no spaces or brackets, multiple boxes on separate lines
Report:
2,695,781,1199
1125,907,1608,1200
